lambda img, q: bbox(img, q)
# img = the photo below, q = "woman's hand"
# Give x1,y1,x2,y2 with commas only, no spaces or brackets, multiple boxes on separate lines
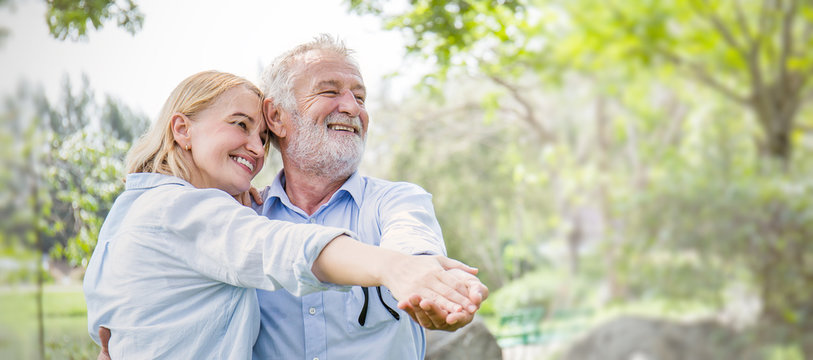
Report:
233,186,263,207
380,255,485,318
398,268,488,331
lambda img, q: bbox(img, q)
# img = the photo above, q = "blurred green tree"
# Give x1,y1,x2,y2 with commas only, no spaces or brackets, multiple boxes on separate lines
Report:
45,0,144,40
0,76,146,358
349,0,813,167
0,0,143,42
350,0,813,356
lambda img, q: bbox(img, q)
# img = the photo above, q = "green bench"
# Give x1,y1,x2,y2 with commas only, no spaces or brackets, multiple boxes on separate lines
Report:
496,307,545,348
496,307,593,348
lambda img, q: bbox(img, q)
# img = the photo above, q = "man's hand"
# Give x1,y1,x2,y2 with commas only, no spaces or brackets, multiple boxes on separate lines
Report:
397,268,488,331
233,186,263,207
97,327,111,360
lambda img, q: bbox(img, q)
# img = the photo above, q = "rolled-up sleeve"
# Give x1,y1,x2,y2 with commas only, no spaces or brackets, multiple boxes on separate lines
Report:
376,183,446,256
158,187,351,295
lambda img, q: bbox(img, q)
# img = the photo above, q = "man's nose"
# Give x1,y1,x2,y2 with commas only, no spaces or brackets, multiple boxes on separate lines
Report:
337,90,361,117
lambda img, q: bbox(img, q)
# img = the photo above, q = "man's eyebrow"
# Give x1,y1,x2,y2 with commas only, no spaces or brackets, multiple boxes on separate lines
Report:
351,83,366,93
314,80,366,93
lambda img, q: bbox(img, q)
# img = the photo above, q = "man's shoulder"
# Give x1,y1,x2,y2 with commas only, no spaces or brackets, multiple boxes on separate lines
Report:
361,175,424,191
359,175,431,200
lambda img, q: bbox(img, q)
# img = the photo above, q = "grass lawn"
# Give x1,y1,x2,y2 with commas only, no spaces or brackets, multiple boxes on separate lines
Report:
0,285,97,359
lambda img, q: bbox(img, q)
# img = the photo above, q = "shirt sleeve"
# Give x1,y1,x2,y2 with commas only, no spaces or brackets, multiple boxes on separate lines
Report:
375,182,447,256
157,186,351,295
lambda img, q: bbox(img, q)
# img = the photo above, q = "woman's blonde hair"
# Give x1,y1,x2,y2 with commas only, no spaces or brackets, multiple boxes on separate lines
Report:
126,70,264,181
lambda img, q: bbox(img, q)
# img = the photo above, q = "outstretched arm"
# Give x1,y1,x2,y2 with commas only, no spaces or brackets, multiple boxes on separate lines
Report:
312,235,479,314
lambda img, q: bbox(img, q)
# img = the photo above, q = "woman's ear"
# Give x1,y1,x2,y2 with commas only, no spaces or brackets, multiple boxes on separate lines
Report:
170,113,192,149
263,98,287,139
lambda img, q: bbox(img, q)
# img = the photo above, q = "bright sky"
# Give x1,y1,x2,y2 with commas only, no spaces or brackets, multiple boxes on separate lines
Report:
0,0,411,120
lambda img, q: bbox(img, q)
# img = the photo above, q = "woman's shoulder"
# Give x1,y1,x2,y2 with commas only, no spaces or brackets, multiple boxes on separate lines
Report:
120,175,224,217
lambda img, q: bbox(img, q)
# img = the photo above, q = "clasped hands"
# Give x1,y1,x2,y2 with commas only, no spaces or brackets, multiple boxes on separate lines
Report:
385,256,489,332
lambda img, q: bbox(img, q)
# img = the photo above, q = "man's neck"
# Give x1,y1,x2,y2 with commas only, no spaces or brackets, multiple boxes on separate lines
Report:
281,165,351,216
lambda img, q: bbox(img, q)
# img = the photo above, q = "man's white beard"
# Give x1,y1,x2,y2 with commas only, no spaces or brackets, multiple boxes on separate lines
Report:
286,111,365,181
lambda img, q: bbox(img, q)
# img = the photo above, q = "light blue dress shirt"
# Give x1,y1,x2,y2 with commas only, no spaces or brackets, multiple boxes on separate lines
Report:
252,171,446,360
83,173,350,359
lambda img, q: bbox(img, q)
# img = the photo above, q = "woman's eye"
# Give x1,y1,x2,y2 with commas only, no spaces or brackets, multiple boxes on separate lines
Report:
233,121,247,129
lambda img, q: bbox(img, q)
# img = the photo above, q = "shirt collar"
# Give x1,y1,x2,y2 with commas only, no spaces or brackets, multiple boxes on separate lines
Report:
263,170,364,213
125,173,191,190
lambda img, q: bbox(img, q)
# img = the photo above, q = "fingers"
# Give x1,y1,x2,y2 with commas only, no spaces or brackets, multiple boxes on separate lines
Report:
399,295,441,329
412,298,476,331
443,310,474,331
460,273,488,306
470,281,488,305
398,296,418,322
419,298,452,328
411,296,438,328
436,256,478,275
423,270,474,313
232,187,263,207
249,186,263,205
233,191,250,206
446,268,488,308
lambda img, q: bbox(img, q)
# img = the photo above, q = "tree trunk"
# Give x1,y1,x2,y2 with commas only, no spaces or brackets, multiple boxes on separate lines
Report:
750,82,801,170
802,337,813,360
764,130,791,160
36,250,45,360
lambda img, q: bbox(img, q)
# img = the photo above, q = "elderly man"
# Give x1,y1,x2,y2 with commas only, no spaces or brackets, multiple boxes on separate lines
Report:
253,35,488,359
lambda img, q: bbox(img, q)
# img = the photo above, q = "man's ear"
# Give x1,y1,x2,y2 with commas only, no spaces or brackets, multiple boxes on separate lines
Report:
263,98,287,139
170,113,192,148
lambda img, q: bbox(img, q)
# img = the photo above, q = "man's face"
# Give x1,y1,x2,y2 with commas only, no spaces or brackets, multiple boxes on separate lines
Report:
282,50,369,179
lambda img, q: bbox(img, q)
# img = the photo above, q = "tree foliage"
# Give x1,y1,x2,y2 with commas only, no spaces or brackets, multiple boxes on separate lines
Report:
351,0,813,355
350,0,813,165
45,0,144,40
1,76,147,268
1,76,146,358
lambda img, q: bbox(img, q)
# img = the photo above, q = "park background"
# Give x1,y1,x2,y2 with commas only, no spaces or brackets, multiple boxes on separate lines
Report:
1,0,812,359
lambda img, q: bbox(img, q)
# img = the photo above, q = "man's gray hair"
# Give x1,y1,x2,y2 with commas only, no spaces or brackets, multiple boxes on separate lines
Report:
261,34,359,114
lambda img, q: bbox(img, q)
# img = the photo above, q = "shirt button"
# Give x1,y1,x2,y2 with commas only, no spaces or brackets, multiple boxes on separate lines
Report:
309,218,316,224
309,307,316,315
313,358,319,360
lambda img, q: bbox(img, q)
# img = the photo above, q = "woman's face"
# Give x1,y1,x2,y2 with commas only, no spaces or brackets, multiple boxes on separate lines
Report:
186,86,266,195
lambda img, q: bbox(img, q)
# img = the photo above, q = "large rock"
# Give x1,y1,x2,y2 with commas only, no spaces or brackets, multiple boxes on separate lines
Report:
562,316,752,360
426,316,502,360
